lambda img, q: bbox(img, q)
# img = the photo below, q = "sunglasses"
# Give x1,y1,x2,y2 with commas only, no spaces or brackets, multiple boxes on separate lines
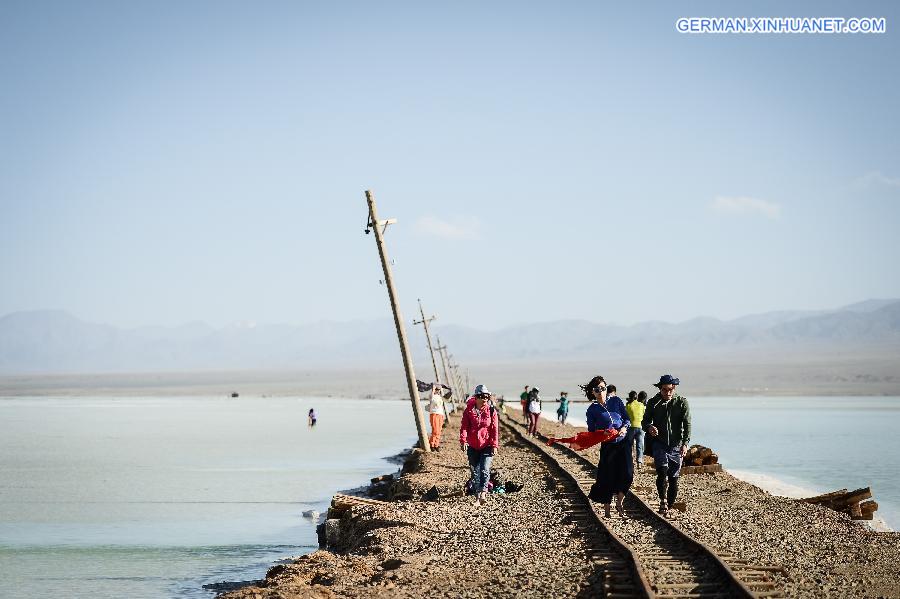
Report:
595,386,607,393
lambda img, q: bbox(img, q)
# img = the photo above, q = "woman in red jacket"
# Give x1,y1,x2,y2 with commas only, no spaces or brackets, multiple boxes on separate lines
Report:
459,384,499,505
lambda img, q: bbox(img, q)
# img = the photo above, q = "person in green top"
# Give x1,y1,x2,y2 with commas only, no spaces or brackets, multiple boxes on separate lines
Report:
625,390,646,469
519,385,530,425
641,374,691,515
556,391,570,424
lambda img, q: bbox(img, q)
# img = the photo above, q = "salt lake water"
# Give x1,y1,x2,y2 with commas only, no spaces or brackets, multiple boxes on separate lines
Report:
689,395,900,530
3,395,898,598
0,396,417,598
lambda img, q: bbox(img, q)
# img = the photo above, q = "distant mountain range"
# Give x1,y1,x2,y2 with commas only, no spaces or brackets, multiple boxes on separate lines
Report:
1,299,899,374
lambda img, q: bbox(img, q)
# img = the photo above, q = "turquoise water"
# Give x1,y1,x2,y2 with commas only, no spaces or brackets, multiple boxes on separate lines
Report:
0,397,417,598
554,396,900,530
688,396,900,529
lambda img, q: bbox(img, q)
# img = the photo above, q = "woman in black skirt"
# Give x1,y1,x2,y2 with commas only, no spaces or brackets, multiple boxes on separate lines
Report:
582,375,632,517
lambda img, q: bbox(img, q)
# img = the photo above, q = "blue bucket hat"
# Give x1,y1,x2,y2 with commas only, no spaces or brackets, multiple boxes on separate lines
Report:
653,374,680,388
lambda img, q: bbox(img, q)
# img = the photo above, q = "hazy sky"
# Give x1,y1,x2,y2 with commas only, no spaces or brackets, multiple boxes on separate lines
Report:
2,1,898,330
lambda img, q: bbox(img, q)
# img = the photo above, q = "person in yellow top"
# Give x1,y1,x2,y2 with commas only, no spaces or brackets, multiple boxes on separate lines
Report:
625,390,647,470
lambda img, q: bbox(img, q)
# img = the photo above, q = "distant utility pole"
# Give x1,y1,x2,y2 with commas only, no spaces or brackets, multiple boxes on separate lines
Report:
438,342,457,406
435,337,454,408
449,356,466,400
413,299,449,421
364,190,430,452
413,299,441,386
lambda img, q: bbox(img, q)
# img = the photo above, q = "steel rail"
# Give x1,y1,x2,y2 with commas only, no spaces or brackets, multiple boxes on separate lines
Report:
501,413,782,598
500,413,653,598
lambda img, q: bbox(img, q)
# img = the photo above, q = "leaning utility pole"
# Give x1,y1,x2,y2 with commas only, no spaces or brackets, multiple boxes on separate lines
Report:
364,190,430,452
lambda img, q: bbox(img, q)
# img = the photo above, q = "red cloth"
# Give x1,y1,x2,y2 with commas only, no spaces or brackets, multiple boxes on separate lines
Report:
546,428,618,451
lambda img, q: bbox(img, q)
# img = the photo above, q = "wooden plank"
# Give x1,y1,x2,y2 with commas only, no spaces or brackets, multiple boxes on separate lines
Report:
815,487,872,511
681,464,723,475
332,493,387,505
802,489,849,504
330,493,389,516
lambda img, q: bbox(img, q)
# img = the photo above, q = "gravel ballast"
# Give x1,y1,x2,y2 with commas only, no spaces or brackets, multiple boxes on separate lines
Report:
221,409,900,598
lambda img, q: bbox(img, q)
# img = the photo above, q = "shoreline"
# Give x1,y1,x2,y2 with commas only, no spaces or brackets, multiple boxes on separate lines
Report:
3,392,900,401
219,412,900,599
203,447,413,596
726,469,895,533
3,358,899,397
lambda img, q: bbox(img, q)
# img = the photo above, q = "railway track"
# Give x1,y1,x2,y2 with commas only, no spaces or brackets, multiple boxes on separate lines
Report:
499,413,785,598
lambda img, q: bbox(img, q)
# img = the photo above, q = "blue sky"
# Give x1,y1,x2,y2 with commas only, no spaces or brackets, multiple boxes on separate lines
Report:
1,1,898,329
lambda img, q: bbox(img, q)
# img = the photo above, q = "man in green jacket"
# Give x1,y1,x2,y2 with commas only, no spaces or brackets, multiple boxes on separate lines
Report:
641,374,691,515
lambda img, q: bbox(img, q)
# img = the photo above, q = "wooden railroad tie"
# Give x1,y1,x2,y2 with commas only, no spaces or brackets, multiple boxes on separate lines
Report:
801,486,878,520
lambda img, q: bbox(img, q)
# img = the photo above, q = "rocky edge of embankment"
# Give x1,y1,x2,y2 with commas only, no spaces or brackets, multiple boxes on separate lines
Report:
221,413,900,598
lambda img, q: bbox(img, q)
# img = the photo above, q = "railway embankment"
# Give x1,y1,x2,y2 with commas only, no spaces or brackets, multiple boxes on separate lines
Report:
221,411,900,599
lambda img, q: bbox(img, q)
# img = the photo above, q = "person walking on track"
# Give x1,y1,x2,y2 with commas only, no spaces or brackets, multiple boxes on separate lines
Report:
460,384,499,505
520,385,531,425
583,375,631,517
625,390,646,469
427,383,445,450
527,387,542,436
641,374,691,516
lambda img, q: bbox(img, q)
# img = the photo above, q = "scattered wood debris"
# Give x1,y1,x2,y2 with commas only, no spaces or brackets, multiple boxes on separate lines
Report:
640,444,724,474
682,444,723,475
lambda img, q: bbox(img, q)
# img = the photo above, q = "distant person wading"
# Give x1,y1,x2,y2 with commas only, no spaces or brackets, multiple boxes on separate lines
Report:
307,408,316,427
